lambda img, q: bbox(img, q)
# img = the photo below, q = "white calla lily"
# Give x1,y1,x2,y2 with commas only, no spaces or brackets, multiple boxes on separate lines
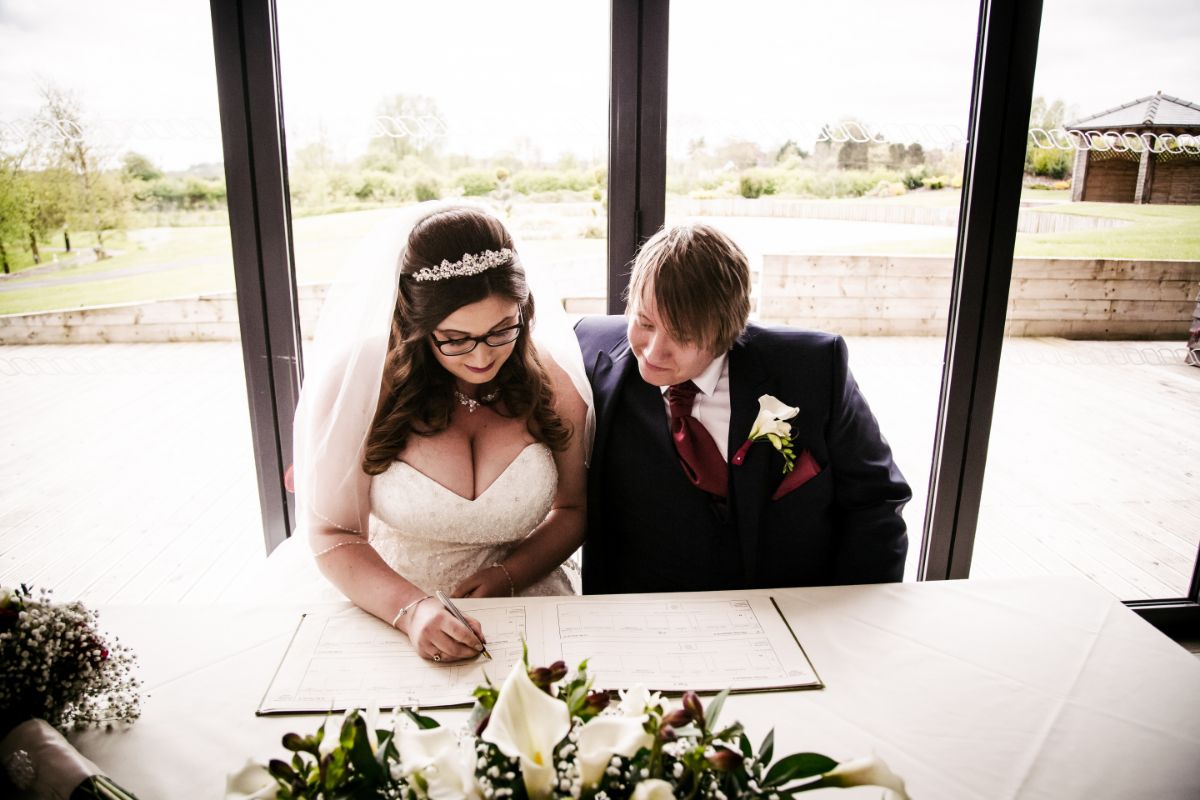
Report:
577,715,653,788
748,394,799,439
631,778,676,800
224,759,276,800
481,661,571,800
617,685,664,717
823,755,910,799
397,726,480,800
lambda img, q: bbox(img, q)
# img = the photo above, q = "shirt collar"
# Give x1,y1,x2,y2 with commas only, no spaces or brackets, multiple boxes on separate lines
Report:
659,351,728,397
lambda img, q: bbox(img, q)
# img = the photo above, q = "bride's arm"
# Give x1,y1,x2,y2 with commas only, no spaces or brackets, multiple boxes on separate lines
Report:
298,354,484,660
308,515,487,661
453,350,588,597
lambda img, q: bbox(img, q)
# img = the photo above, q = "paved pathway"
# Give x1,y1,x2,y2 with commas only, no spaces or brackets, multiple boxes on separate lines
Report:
0,338,1196,605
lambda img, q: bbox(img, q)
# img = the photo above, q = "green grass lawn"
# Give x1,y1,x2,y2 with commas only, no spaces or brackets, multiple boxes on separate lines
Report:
3,198,1197,316
826,197,1200,260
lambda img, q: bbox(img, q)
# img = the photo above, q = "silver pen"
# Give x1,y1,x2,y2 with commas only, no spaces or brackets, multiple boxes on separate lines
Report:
435,590,492,660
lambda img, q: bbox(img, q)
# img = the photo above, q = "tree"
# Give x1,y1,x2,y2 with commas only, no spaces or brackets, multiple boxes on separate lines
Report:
713,139,765,170
34,84,124,258
0,154,30,274
1025,96,1074,179
366,94,445,169
122,151,162,182
776,139,809,163
905,143,925,166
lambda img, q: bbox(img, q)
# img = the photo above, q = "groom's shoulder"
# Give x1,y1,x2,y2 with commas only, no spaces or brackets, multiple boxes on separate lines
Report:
573,314,628,352
740,321,845,360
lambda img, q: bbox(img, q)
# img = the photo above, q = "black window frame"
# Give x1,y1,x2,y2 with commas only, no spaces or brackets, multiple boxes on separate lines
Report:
209,0,1200,631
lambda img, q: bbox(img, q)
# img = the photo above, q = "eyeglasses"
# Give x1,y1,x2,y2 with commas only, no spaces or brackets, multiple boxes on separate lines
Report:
430,322,524,356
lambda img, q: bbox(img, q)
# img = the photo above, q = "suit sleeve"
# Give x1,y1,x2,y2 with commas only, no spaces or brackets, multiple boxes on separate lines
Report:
825,336,911,583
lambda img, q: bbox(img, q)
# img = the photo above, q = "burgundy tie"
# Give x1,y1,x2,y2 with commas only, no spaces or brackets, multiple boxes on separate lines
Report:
667,381,728,498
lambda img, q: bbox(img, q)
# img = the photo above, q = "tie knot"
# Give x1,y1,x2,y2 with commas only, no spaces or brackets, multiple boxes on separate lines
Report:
667,381,700,417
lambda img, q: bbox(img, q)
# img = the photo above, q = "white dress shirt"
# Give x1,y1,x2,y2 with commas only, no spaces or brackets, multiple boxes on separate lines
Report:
658,352,732,460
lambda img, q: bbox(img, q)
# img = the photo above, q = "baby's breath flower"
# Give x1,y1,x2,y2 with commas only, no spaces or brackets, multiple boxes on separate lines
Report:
0,585,141,731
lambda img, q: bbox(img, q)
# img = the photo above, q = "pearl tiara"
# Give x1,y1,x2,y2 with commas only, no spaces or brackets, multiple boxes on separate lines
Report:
410,248,515,282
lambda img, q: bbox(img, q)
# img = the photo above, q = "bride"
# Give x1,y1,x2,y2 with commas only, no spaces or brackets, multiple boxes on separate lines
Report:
292,204,587,664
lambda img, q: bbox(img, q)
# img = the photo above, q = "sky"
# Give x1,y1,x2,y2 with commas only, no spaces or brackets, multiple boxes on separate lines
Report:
1,0,1196,171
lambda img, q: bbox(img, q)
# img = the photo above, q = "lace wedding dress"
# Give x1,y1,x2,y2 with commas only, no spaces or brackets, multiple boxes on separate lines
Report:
367,442,575,595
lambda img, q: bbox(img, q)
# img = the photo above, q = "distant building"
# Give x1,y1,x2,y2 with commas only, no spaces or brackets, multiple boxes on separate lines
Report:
1065,92,1200,204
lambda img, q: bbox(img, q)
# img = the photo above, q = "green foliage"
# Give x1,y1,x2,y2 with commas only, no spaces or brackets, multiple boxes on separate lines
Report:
901,170,925,191
1026,145,1072,179
352,170,396,202
454,169,499,197
121,152,162,182
1024,95,1076,180
511,169,597,194
738,172,777,199
413,178,441,202
776,139,809,163
269,710,400,799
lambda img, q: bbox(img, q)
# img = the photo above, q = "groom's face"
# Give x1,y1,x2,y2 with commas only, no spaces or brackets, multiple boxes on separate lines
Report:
627,290,717,388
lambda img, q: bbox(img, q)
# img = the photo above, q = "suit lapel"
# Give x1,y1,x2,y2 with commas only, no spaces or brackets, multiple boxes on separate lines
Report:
590,338,635,476
727,338,774,584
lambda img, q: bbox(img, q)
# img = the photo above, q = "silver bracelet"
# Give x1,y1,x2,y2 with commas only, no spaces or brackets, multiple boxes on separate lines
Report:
490,562,516,597
313,539,370,558
391,595,432,629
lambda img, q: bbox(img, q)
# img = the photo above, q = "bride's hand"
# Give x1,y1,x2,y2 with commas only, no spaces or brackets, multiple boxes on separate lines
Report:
404,598,486,662
452,565,513,598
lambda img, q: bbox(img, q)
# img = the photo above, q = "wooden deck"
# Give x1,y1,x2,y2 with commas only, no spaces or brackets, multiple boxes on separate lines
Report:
1,338,1197,605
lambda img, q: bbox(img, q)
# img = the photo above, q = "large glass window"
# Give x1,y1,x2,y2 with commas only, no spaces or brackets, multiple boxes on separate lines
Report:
0,2,261,601
275,0,611,340
970,1,1200,599
665,0,981,578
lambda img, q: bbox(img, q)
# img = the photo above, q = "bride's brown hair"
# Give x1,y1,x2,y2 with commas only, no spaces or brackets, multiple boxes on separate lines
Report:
362,205,570,475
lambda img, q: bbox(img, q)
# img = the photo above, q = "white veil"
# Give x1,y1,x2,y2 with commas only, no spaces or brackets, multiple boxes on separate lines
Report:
291,201,594,541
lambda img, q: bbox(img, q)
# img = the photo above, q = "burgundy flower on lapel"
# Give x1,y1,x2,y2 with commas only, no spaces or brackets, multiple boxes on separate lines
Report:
731,394,799,473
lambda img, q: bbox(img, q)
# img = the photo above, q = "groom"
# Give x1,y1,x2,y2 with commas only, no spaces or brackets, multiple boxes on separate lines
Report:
575,223,911,593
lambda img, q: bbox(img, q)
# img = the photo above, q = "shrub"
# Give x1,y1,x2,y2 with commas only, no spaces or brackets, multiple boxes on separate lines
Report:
739,173,776,199
902,171,925,191
414,178,441,202
512,170,596,194
353,170,393,201
1026,146,1072,179
454,169,498,197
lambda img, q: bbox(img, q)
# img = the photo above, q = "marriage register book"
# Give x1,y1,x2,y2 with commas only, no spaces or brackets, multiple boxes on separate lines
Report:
258,593,822,714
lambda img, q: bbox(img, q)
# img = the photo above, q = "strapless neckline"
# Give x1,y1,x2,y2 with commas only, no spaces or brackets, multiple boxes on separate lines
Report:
393,442,544,503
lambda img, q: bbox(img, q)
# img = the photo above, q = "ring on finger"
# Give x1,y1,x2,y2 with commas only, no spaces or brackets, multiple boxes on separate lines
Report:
432,652,442,662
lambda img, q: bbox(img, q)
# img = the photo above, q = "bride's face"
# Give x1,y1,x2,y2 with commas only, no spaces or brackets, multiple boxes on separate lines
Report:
429,294,523,390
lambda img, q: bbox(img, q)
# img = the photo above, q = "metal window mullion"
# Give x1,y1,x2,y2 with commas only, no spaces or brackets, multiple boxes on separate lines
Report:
608,0,669,313
919,0,1044,580
209,0,301,553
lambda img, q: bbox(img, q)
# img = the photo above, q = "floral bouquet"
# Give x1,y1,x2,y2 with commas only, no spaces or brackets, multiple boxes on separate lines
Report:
0,585,141,799
0,585,141,732
231,654,908,800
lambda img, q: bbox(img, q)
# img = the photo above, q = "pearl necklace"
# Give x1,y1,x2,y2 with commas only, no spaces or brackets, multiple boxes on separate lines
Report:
454,388,499,413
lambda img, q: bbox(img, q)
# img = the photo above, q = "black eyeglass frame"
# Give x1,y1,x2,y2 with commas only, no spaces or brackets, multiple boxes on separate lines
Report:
430,321,525,356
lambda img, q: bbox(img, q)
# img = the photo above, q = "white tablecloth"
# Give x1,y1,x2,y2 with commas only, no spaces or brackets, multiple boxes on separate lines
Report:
70,576,1200,799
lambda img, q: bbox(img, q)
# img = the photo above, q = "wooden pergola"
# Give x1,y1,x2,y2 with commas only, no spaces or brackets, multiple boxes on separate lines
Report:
1066,92,1200,204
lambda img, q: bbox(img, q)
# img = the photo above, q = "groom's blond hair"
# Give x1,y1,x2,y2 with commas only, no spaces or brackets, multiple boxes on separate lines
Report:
626,223,751,355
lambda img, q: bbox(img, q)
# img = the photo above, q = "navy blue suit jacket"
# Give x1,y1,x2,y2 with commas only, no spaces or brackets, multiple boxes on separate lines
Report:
575,316,911,593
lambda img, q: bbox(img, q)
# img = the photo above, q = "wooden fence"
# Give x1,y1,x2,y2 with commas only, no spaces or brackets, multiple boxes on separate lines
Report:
760,255,1200,338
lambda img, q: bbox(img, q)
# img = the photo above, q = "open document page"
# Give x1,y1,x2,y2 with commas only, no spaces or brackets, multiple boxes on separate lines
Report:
259,594,821,714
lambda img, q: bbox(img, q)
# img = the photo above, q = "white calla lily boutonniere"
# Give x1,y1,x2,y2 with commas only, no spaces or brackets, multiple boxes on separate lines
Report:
732,394,800,473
